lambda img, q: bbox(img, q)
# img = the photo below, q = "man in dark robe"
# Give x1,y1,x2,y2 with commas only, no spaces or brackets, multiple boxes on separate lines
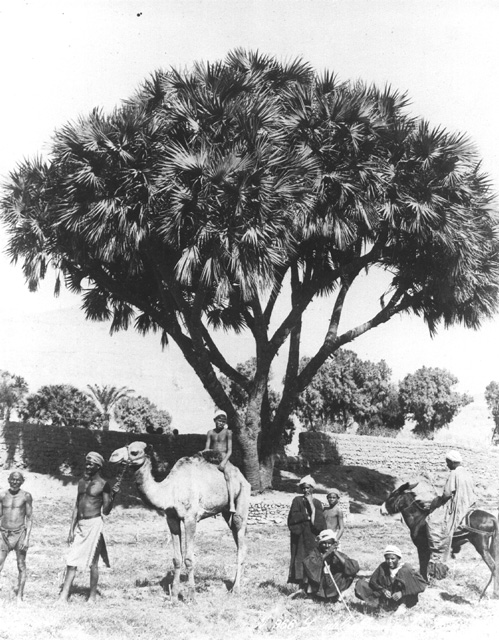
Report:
303,529,359,601
287,475,326,597
355,545,427,611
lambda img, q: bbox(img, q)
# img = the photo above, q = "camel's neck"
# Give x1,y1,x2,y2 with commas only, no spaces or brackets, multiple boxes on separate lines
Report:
134,459,170,512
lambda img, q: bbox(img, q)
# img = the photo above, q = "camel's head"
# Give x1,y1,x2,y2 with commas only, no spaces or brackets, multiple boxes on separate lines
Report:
109,441,151,467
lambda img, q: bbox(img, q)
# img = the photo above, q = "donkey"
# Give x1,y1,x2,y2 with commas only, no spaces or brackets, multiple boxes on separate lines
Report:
381,481,498,598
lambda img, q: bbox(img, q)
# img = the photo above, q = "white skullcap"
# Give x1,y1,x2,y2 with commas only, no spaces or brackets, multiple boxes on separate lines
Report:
327,489,340,498
86,451,104,467
214,409,227,420
445,450,462,463
317,529,336,543
384,545,402,558
298,475,316,488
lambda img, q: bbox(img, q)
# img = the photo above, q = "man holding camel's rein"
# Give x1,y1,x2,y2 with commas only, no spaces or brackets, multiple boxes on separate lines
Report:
59,451,117,603
426,450,476,575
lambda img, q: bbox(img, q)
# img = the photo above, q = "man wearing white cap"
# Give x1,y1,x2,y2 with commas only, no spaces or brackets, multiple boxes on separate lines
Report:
302,529,359,601
201,409,237,512
59,451,116,602
287,475,326,596
426,449,476,573
355,545,427,611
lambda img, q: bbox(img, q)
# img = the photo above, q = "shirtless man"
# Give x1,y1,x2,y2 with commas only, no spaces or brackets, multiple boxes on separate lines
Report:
202,409,238,513
324,490,345,544
59,452,116,603
0,472,33,601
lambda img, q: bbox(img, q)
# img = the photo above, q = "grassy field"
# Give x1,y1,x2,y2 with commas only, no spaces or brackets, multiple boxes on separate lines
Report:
0,473,498,640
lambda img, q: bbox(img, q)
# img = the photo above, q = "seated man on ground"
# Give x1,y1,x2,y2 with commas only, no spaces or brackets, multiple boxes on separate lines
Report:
302,529,359,602
355,545,427,612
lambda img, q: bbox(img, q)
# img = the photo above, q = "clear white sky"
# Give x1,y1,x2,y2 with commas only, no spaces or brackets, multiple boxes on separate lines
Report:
1,0,498,433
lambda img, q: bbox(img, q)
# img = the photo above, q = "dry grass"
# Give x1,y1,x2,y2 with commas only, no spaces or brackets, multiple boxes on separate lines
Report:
0,475,498,640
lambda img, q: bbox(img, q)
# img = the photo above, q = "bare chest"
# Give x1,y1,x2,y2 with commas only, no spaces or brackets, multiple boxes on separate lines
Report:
1,492,26,511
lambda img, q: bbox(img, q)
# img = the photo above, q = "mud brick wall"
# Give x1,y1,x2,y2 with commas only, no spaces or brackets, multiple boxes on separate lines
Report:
299,431,499,500
0,422,242,477
1,423,497,505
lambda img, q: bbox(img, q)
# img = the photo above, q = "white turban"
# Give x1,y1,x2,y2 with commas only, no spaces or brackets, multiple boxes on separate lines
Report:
298,474,316,488
445,450,462,463
86,451,104,467
384,545,402,558
327,489,340,498
317,529,336,543
214,409,228,420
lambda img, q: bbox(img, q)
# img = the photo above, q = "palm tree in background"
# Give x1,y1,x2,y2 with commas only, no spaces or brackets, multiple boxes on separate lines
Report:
0,370,29,425
87,384,133,431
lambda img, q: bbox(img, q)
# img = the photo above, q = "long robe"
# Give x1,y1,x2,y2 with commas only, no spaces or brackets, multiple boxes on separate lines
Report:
355,562,427,610
303,546,359,600
287,496,326,584
427,465,476,561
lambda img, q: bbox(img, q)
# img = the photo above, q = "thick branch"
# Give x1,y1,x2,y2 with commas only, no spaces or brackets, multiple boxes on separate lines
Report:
268,239,387,359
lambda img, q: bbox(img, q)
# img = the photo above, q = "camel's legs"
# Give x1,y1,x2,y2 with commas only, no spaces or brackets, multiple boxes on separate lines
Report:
182,517,197,600
223,484,249,593
166,514,182,599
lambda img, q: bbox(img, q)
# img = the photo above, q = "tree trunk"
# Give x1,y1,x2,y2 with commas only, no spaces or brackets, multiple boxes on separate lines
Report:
258,450,275,491
237,431,261,492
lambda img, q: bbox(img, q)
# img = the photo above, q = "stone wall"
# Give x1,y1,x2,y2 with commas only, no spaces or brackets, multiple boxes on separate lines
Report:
1,423,497,503
0,422,240,476
299,431,499,499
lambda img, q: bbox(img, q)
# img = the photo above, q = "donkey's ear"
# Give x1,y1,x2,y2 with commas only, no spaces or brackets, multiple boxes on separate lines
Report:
398,480,419,493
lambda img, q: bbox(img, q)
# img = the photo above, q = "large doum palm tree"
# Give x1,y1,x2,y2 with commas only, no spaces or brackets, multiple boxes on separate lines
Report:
87,384,133,431
2,50,499,489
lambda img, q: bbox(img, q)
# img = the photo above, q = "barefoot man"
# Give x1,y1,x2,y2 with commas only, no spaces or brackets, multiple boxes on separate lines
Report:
0,472,33,601
59,452,116,602
202,409,238,513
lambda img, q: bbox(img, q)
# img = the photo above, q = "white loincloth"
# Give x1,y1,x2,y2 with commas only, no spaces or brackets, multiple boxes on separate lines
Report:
66,516,110,570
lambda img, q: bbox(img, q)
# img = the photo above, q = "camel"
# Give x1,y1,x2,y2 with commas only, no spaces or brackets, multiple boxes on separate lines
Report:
109,441,250,599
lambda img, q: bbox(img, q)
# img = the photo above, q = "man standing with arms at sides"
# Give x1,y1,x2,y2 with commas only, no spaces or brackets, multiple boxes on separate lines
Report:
0,471,32,602
202,409,238,513
324,490,345,545
59,452,115,603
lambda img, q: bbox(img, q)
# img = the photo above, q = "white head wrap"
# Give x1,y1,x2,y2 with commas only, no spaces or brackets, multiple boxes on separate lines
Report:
445,450,462,463
317,529,336,543
214,409,228,421
384,545,402,558
86,451,104,467
298,474,316,488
